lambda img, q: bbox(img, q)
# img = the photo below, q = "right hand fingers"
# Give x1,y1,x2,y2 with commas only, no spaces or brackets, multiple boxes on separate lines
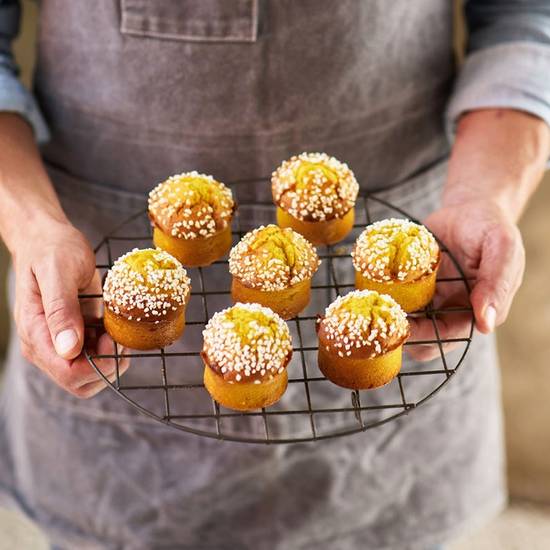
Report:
19,303,130,398
14,233,130,397
65,333,131,399
33,244,96,360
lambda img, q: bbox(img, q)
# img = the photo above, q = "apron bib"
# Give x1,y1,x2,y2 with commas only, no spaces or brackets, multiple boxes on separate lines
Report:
0,2,505,548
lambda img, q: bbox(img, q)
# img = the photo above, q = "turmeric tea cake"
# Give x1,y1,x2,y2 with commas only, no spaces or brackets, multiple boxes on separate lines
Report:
317,290,409,390
352,218,440,312
103,248,191,350
271,152,359,245
148,172,235,267
229,224,320,319
201,303,293,411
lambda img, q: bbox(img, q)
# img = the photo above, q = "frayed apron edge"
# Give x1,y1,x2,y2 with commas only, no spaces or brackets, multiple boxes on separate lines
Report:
0,479,507,550
299,492,507,550
0,481,111,550
410,492,508,550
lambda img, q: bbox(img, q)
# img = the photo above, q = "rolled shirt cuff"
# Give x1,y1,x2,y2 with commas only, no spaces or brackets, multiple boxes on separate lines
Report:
0,67,50,144
446,41,550,144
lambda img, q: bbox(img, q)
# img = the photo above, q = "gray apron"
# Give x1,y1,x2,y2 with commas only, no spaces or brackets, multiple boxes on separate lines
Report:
0,1,505,548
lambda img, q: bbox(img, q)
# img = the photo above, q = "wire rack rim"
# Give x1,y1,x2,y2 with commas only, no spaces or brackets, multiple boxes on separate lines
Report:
85,191,475,444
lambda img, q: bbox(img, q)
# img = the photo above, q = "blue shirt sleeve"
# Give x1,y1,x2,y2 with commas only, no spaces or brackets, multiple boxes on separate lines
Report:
0,0,49,143
446,0,550,137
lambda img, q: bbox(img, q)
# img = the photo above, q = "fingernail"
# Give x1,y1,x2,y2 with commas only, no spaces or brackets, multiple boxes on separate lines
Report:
116,344,125,356
485,305,497,332
55,329,78,356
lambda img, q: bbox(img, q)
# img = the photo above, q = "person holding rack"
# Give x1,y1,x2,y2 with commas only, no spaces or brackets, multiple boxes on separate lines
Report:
0,1,549,548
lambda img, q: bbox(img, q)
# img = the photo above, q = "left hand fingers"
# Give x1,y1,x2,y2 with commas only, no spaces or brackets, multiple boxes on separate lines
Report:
406,255,473,362
470,223,524,333
406,311,473,362
406,221,523,362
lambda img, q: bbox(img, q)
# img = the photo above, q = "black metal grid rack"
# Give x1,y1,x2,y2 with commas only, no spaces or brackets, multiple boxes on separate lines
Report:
82,189,475,444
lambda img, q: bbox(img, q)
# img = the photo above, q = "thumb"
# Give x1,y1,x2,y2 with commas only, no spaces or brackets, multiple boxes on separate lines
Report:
36,258,94,360
470,224,524,334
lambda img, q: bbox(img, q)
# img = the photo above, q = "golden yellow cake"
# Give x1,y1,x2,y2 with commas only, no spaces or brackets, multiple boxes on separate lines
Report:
148,172,236,267
103,248,191,350
317,290,409,390
271,152,359,245
351,218,440,312
228,224,321,319
201,303,293,411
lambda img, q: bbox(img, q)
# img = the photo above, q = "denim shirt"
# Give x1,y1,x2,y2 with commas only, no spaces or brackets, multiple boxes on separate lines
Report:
1,0,550,145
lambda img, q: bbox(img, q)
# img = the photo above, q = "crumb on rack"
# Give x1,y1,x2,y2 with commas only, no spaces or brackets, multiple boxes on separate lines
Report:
351,218,439,283
148,171,234,240
202,302,292,383
319,290,408,358
271,152,359,222
229,224,320,291
103,248,190,319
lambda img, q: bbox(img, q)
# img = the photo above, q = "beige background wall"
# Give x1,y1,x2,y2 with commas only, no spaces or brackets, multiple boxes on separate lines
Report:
0,0,549,541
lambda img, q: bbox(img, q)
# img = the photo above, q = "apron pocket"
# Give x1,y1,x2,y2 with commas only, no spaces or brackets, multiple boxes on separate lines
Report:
120,0,259,43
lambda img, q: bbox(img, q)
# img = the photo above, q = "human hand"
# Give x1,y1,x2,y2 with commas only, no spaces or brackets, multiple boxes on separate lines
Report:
11,218,130,397
407,108,549,362
407,200,524,361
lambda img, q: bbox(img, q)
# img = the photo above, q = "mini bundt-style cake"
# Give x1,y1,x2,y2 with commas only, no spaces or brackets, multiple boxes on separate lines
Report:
352,218,440,312
148,171,236,267
201,303,293,411
317,290,409,390
271,152,359,245
103,248,191,350
229,224,320,319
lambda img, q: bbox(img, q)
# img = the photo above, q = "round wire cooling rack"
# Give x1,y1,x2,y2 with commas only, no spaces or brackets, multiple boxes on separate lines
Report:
81,190,475,444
